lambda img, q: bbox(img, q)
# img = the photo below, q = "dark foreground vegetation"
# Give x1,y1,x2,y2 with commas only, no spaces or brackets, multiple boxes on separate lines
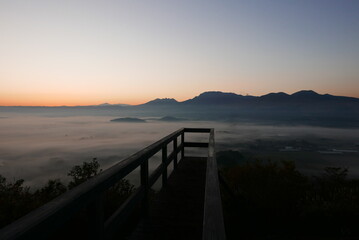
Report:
2,151,359,239
0,159,135,237
218,151,359,240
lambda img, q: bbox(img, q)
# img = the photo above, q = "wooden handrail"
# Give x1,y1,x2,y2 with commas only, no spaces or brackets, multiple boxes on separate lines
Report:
0,128,225,240
202,129,226,240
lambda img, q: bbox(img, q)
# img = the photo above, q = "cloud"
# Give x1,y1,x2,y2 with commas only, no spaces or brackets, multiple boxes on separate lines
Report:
0,112,358,187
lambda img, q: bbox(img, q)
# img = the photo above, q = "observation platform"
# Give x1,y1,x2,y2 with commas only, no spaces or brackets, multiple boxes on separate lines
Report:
0,128,225,240
130,157,206,240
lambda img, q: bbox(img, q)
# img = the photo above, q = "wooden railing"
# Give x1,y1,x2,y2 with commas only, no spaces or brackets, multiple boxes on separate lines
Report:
0,128,225,240
202,129,226,240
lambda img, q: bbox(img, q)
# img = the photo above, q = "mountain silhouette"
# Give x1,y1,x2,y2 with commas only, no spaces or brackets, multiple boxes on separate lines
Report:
136,90,359,127
2,90,358,127
259,92,290,102
292,90,319,97
142,90,358,106
182,91,255,105
142,98,178,106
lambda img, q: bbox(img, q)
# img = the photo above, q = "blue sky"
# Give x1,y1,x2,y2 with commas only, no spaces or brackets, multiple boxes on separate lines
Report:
0,0,358,105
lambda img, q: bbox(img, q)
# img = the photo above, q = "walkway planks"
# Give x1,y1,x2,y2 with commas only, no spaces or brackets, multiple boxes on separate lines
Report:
129,157,207,240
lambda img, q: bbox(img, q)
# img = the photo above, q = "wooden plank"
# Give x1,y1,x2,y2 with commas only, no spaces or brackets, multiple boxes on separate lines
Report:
177,142,183,158
87,194,105,240
148,150,177,187
202,129,226,240
140,159,149,216
181,133,185,160
148,163,163,187
162,146,167,187
104,187,145,239
184,128,211,133
101,136,182,238
173,138,178,169
165,151,174,166
184,142,209,148
128,157,207,240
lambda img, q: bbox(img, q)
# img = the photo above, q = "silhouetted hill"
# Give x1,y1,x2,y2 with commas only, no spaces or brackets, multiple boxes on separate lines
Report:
259,90,359,103
142,98,178,106
182,91,255,105
136,90,359,127
259,92,290,102
292,90,319,97
178,90,359,106
110,117,146,123
138,90,354,107
2,90,359,127
82,103,130,107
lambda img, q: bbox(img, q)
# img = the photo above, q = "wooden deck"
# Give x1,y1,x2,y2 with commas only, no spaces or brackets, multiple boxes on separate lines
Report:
0,128,225,240
129,157,207,240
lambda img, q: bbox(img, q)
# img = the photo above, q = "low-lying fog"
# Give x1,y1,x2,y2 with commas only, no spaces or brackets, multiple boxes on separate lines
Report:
0,112,359,187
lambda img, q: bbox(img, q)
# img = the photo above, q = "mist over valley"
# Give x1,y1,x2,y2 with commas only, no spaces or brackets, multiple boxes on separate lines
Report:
0,104,358,187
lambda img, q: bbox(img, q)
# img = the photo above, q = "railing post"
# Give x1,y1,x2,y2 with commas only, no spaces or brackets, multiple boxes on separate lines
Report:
87,194,105,240
140,159,149,216
162,145,167,187
173,138,178,169
181,132,185,160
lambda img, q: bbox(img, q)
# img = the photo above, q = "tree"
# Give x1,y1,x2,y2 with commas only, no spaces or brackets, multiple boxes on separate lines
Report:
33,179,67,204
67,158,102,189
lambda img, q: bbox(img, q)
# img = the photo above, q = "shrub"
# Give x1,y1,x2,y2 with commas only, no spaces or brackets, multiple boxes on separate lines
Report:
221,152,359,239
67,158,102,189
0,159,135,229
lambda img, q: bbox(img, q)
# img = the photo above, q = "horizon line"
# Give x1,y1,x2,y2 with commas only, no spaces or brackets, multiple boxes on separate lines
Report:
1,90,358,107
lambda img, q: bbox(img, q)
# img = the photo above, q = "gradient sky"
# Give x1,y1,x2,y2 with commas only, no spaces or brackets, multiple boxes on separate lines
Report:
1,0,359,106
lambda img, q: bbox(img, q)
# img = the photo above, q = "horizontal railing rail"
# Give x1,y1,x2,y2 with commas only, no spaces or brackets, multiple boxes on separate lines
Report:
202,129,226,240
0,127,225,240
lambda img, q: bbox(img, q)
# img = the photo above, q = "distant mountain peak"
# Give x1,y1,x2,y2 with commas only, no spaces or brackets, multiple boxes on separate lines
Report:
137,90,358,107
292,90,319,96
198,91,240,97
260,92,290,101
145,98,178,105
93,103,130,107
262,92,289,97
183,91,252,105
274,92,289,96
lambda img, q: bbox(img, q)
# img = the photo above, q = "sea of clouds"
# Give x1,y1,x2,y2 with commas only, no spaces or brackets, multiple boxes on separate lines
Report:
0,111,358,187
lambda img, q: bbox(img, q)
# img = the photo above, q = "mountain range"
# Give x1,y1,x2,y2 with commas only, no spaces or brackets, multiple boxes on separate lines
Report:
135,90,359,127
1,90,358,127
141,90,359,106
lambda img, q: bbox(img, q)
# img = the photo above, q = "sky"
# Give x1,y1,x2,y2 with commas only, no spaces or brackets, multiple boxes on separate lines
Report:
1,0,359,106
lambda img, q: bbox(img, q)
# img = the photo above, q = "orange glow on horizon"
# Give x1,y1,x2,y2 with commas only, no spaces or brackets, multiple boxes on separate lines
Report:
0,92,190,106
0,98,144,107
1,89,359,107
